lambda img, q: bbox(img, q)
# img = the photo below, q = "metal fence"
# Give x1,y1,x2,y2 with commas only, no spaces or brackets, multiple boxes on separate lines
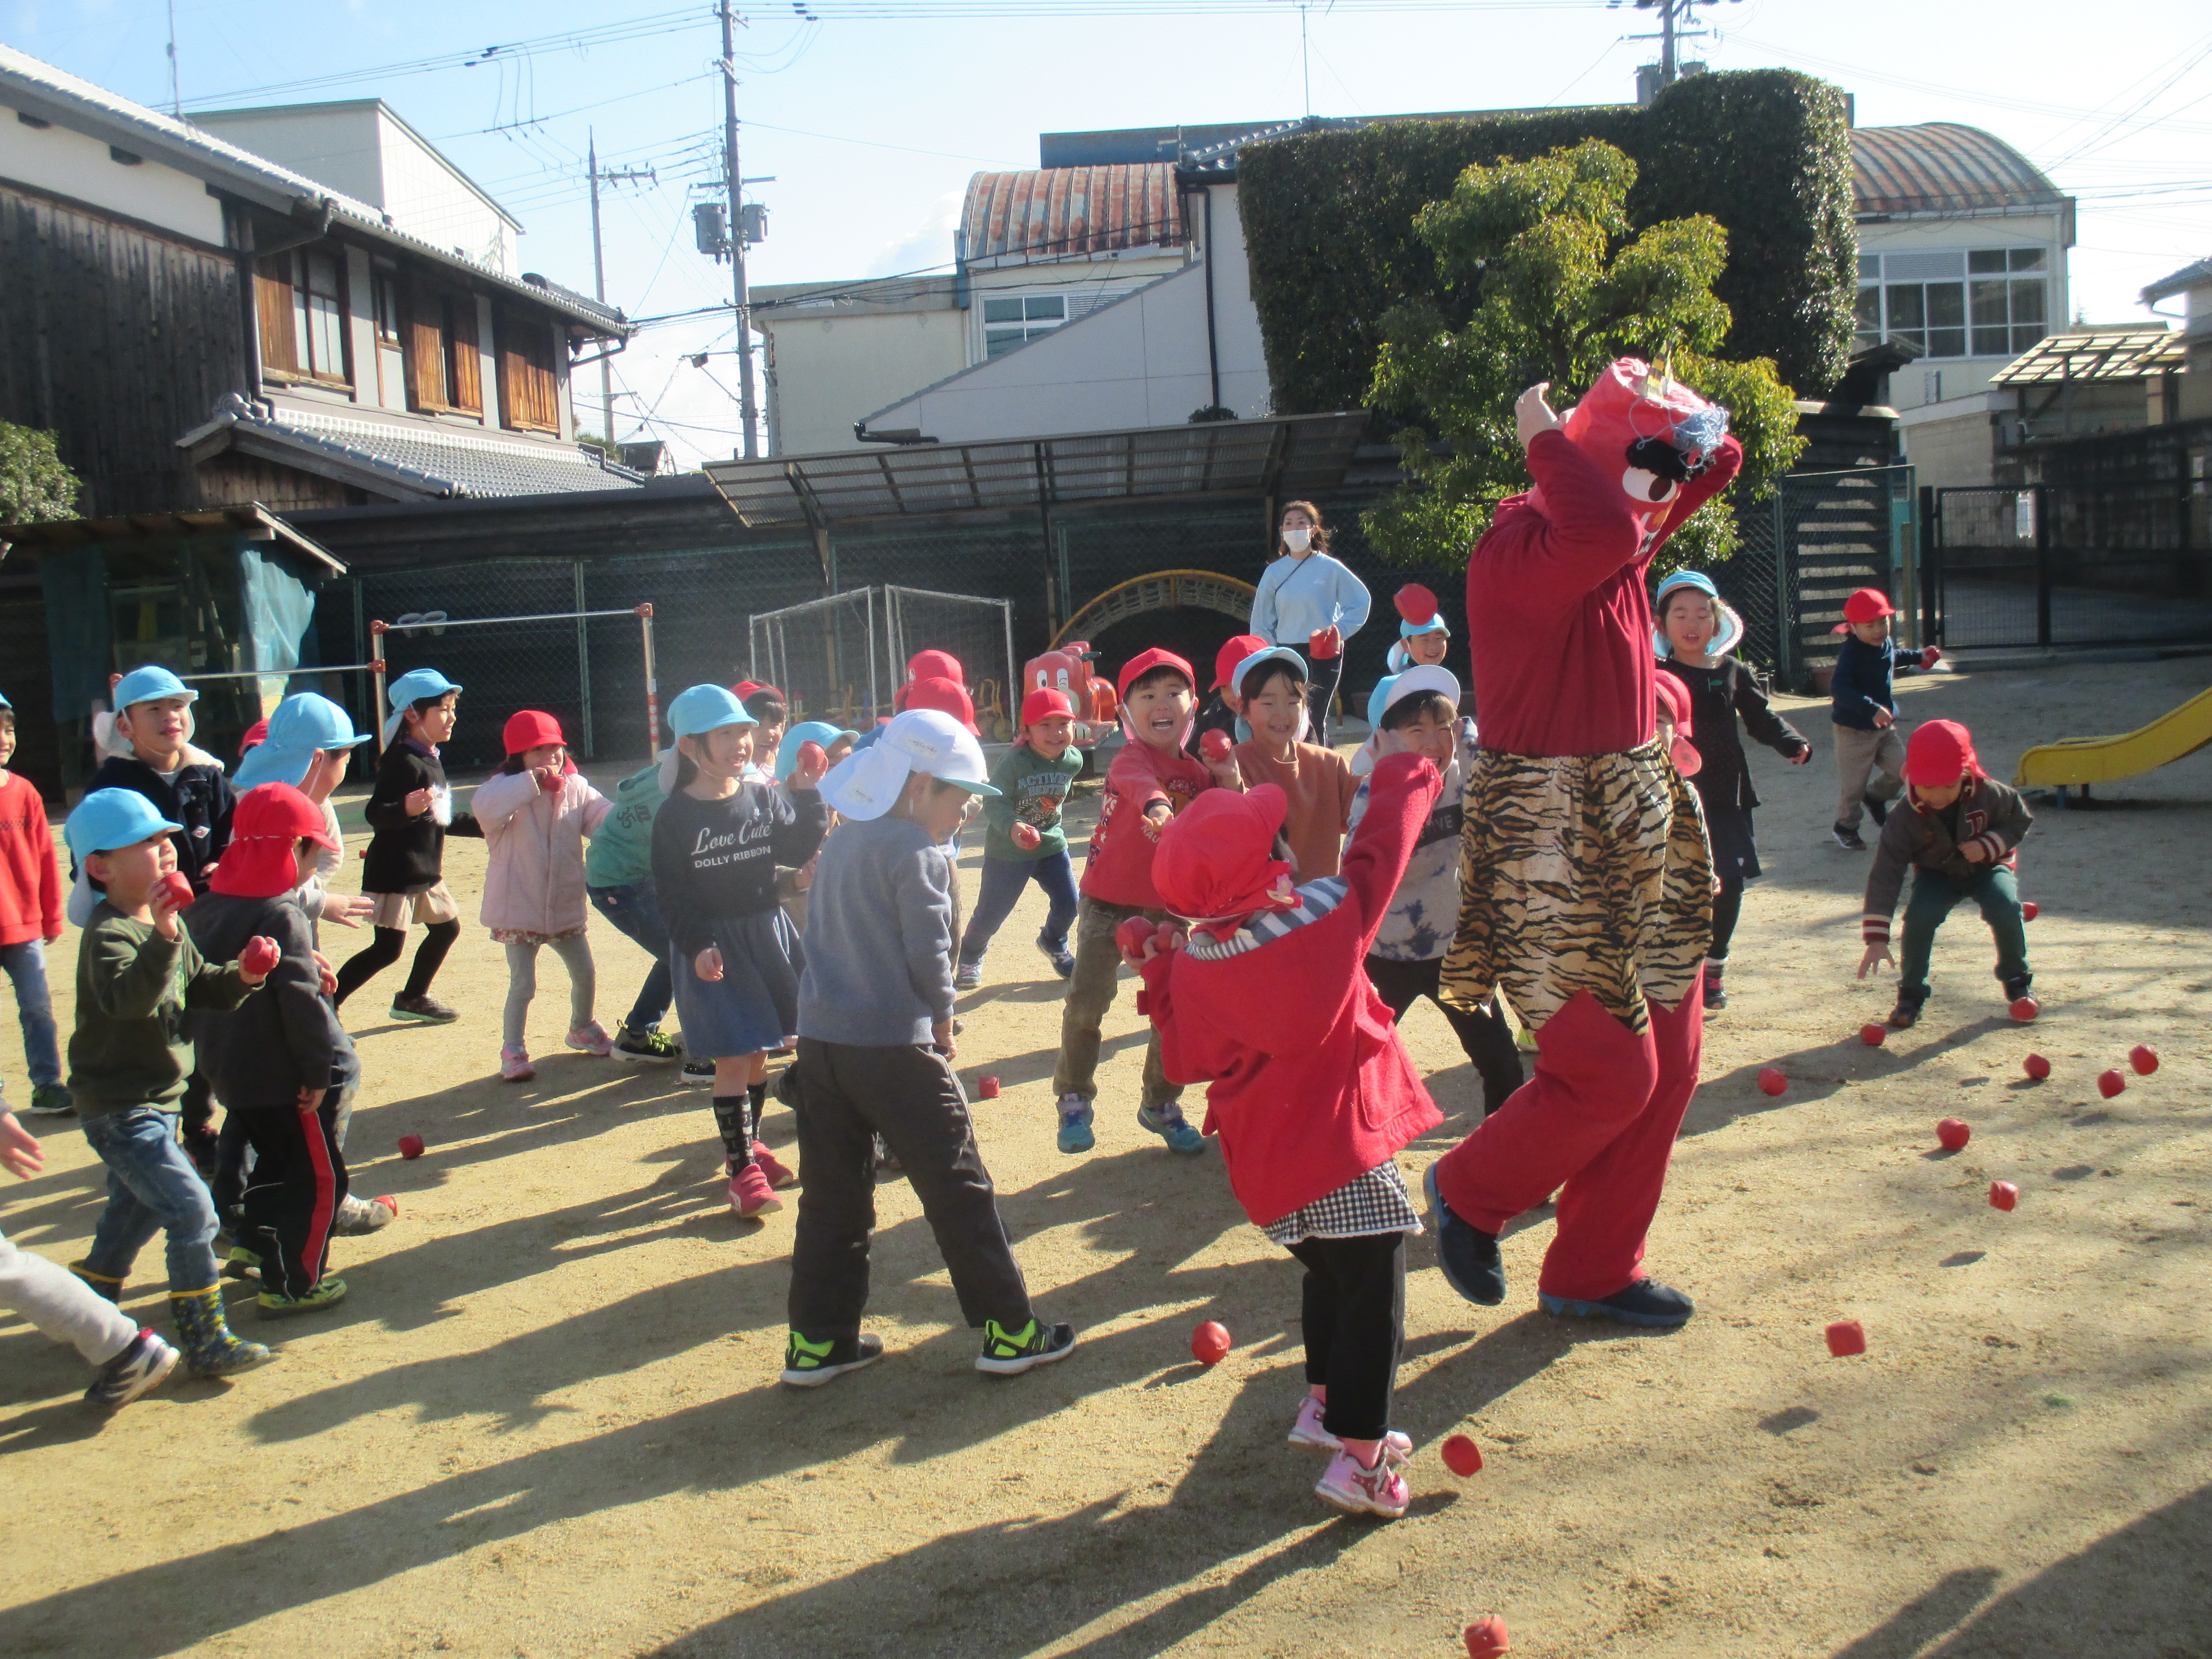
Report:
748,585,1016,739
1761,466,1920,691
1926,482,2212,650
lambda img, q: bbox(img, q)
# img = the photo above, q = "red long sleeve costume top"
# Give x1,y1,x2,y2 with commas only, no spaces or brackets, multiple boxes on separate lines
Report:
1468,429,1743,759
1136,752,1445,1227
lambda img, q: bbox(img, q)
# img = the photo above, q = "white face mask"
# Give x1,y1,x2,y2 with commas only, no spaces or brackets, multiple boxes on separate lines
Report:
1282,526,1312,555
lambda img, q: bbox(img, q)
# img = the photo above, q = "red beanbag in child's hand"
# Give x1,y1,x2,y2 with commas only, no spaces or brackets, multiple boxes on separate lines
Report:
1201,729,1234,763
156,871,195,913
1011,821,1042,851
531,765,562,793
239,936,281,978
1922,646,1943,670
1395,583,1439,625
794,740,829,787
1309,627,1341,661
1154,920,1185,954
1115,915,1157,967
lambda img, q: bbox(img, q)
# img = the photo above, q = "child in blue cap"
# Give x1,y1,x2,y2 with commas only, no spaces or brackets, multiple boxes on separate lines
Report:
62,787,277,1377
0,685,70,1117
333,669,481,1022
650,685,832,1219
1653,571,1811,1010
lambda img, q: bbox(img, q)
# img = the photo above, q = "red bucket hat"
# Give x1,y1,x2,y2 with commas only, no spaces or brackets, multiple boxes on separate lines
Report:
1830,588,1900,634
238,717,269,758
210,782,337,899
1902,718,1983,787
1117,647,1195,703
907,649,963,683
1020,686,1075,727
502,709,565,755
905,675,980,735
1212,634,1268,692
1154,783,1297,939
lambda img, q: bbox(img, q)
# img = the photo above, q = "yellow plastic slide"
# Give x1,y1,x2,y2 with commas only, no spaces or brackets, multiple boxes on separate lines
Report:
2013,685,2212,790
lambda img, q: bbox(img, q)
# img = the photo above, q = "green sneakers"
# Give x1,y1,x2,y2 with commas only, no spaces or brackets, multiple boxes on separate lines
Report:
975,1317,1077,1376
222,1245,262,1281
257,1276,348,1318
780,1331,884,1388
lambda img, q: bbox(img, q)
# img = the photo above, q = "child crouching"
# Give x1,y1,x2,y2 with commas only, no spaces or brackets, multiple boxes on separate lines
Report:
1858,719,2034,1029
1138,741,1446,1519
780,709,1075,1385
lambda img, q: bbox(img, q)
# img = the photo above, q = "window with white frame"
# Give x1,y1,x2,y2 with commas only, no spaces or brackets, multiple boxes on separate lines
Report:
295,248,348,383
982,293,1067,358
1855,249,2049,362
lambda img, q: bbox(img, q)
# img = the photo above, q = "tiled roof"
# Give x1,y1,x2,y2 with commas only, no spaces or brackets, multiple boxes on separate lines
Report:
0,45,626,336
961,166,1184,260
2142,256,2212,305
180,396,646,499
1991,325,2186,386
1851,123,2064,216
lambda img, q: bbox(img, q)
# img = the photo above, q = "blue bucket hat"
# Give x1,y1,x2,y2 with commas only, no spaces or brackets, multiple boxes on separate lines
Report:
65,787,184,860
668,684,755,739
775,720,859,783
1652,570,1742,659
382,668,463,745
1230,645,1307,697
112,665,198,709
237,693,371,789
0,685,11,710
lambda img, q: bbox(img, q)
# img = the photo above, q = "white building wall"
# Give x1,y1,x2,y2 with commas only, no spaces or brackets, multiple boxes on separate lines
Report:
1858,210,2069,411
0,115,225,243
963,250,1186,366
1199,181,1271,417
763,307,968,454
376,113,516,273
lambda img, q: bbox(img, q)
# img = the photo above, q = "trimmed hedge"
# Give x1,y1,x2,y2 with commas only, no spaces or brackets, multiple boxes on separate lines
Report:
1238,71,1855,413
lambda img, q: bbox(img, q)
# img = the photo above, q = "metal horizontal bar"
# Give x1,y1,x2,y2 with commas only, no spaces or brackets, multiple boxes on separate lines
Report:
178,662,378,683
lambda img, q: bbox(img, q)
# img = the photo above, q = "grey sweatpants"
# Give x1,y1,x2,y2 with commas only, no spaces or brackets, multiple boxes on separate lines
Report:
503,934,597,1046
1834,723,1907,831
0,1224,137,1364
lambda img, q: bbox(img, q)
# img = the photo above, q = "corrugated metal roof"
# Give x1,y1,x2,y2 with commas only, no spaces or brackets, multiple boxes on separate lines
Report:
2142,256,2212,304
1851,123,2063,216
0,45,626,337
703,412,1367,529
1990,325,2185,385
961,165,1184,261
178,396,647,500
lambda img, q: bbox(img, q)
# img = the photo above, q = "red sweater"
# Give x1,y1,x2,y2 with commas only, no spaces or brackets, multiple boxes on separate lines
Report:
1082,737,1214,910
1468,428,1742,758
0,772,61,948
1137,752,1444,1227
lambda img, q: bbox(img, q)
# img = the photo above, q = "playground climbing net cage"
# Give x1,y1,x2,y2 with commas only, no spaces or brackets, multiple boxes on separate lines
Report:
748,587,1018,741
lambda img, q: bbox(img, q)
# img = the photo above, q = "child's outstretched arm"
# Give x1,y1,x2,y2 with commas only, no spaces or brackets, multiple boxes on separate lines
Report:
1733,671,1811,764
1858,815,1913,978
1340,746,1443,960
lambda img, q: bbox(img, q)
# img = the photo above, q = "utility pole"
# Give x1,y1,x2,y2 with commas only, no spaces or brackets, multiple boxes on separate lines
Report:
718,0,761,459
1659,0,1677,82
587,130,654,450
166,0,181,118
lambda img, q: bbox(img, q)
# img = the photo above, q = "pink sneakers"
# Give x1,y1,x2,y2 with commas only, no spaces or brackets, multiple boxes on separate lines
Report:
727,1163,783,1218
565,1021,615,1057
752,1143,799,1190
499,1045,536,1082
1314,1442,1412,1519
1288,1395,1413,1457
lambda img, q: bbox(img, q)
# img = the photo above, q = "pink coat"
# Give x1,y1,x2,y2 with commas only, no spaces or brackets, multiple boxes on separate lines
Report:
473,769,612,935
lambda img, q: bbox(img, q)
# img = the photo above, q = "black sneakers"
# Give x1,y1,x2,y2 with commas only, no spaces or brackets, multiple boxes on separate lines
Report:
1539,1278,1695,1329
1425,1165,1505,1306
390,992,458,1024
1888,985,1929,1029
613,1024,682,1063
1831,822,1867,851
975,1318,1077,1375
1863,792,1890,828
781,1331,884,1388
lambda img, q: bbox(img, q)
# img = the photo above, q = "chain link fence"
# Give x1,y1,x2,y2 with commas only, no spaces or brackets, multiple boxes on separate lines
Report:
748,587,1016,739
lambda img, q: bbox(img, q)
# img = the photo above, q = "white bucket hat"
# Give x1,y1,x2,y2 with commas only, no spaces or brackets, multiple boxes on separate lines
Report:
819,708,1000,822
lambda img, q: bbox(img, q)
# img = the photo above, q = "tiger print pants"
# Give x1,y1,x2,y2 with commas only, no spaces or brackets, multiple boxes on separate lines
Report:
1432,739,1713,1304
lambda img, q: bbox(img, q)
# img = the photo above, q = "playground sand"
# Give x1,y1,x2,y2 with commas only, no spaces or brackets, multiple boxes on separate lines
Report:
2,654,2208,1658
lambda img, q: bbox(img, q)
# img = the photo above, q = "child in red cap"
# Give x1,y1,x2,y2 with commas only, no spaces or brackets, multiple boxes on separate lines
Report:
1857,718,2033,1028
1051,649,1238,1155
1829,587,1943,851
956,688,1084,985
472,711,615,1082
1187,633,1267,759
1138,741,1445,1519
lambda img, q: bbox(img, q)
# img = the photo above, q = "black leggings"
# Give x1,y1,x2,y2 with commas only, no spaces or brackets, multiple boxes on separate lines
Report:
1302,651,1345,746
333,920,460,1008
1364,954,1525,1116
1288,1231,1406,1443
1710,873,1746,962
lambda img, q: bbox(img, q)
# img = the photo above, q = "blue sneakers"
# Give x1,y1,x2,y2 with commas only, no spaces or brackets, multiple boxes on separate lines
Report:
1056,1095,1094,1154
1424,1164,1505,1306
1538,1278,1695,1329
1137,1102,1205,1155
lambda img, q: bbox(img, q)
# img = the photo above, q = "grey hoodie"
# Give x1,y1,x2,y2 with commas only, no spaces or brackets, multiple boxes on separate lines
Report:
796,813,955,1046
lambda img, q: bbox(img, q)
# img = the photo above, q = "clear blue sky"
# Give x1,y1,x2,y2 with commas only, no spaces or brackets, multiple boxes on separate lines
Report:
9,0,2208,465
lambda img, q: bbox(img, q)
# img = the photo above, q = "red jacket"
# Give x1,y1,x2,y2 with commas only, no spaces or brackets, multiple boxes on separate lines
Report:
1082,737,1214,910
1137,752,1444,1226
1467,428,1742,758
0,772,61,948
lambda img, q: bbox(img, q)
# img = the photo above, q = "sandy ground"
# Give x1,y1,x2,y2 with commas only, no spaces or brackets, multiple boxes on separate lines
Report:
2,656,2210,1659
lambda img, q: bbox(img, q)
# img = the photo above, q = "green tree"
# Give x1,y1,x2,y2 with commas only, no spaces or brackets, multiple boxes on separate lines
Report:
1362,139,1803,576
0,421,81,525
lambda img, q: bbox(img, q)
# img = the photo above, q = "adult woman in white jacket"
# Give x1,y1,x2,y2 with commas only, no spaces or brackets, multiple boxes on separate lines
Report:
1248,500,1371,744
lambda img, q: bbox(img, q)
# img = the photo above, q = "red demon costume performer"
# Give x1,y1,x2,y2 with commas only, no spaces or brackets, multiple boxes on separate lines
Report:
1429,360,1742,1329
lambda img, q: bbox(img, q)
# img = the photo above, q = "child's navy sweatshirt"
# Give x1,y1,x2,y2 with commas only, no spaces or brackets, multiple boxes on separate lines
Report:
1829,635,1923,731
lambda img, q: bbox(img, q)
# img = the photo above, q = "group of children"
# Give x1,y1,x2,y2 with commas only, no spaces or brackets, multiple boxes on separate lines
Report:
0,399,2035,1535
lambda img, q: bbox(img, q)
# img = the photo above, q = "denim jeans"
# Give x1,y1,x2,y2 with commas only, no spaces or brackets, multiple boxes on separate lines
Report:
0,939,61,1087
958,851,1079,967
81,1107,221,1293
589,880,674,1032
